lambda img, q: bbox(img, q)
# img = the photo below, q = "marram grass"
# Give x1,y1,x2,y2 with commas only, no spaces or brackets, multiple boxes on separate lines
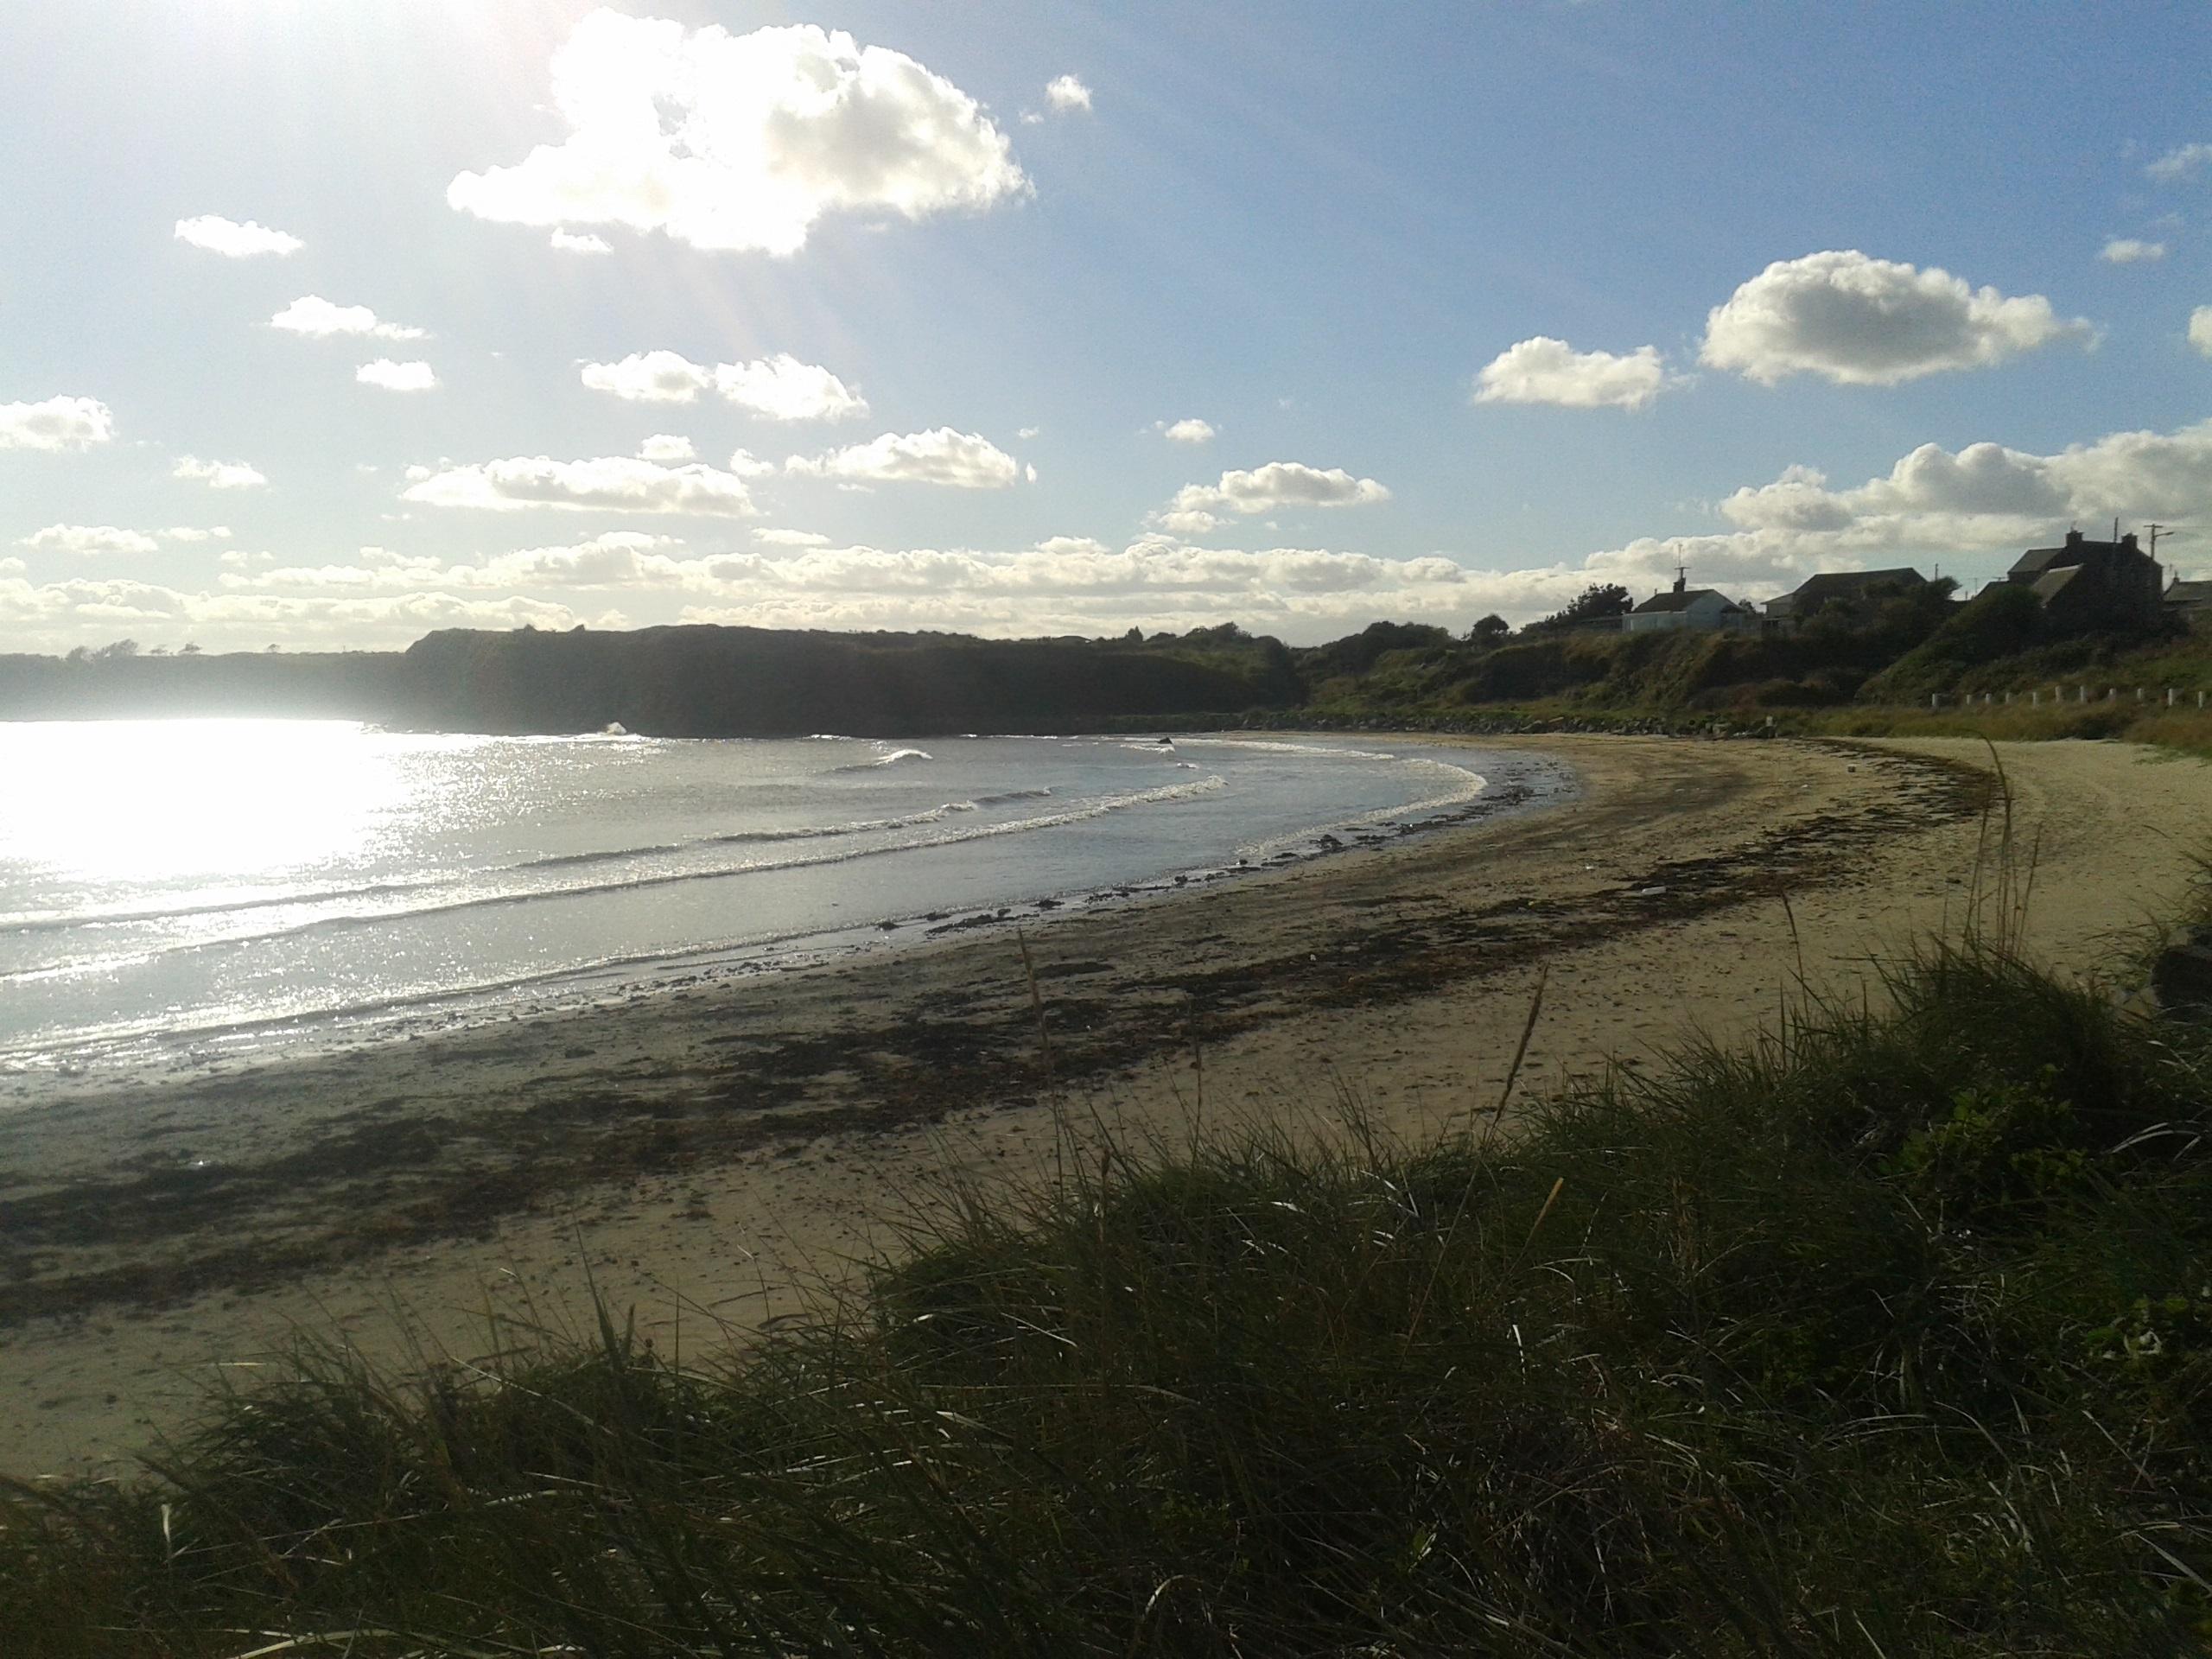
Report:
5,939,2211,1656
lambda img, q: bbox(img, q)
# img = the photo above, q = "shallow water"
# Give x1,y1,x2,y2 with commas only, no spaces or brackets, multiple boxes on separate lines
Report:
0,721,1529,1087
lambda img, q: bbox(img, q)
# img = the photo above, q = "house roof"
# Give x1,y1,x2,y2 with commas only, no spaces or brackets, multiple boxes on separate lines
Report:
2166,580,2212,610
1631,588,1740,614
2031,565,2083,604
1783,567,1927,603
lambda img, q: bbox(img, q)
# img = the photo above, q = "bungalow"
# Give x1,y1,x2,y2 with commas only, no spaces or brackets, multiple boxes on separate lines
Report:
1623,574,1751,633
2167,578,2212,623
1761,567,1928,627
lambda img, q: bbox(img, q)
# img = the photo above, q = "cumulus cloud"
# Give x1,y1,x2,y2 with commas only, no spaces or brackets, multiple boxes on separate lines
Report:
1472,336,1675,410
1157,461,1391,535
173,456,268,490
21,524,159,556
1691,421,2212,597
1160,417,1216,444
162,526,231,543
0,572,591,656
755,527,832,547
401,454,759,515
0,395,115,452
1700,251,2094,385
446,10,1028,256
1045,74,1093,112
2101,238,2168,264
550,229,613,254
271,296,427,341
2147,143,2212,183
174,215,303,257
356,359,439,392
580,351,867,419
582,351,711,403
715,355,868,421
785,428,1020,488
2190,305,2212,359
639,433,696,461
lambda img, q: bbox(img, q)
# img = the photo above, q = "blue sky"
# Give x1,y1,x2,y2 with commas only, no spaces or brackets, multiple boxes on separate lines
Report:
3,0,2209,651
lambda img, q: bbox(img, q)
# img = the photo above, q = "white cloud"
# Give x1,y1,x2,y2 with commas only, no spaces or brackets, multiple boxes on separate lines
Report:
727,448,776,477
174,215,303,257
173,456,268,490
639,433,696,461
1700,251,2094,385
0,395,114,452
1694,420,2212,596
1045,74,1093,113
447,11,1029,256
2101,238,2168,264
356,359,439,392
550,229,613,254
401,454,759,515
785,428,1020,488
1017,425,1041,440
270,296,427,341
1472,336,1675,410
1158,461,1391,534
0,574,590,655
2190,305,2212,359
582,351,712,403
713,355,868,421
1161,417,1216,444
581,351,867,420
162,526,231,543
21,524,159,556
755,527,834,548
2147,143,2212,183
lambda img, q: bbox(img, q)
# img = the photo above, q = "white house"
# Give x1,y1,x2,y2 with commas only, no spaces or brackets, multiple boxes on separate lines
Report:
1623,575,1751,633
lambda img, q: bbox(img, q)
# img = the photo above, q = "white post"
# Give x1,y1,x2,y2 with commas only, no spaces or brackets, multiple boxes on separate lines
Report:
2031,690,2038,706
2169,688,2177,708
1930,692,1941,710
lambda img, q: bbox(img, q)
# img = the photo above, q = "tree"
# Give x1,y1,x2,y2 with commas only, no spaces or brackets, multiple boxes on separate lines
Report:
1529,583,1632,633
1466,613,1510,645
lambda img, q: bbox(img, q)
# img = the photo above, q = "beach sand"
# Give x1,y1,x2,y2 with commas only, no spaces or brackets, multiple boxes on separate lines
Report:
4,733,2208,1480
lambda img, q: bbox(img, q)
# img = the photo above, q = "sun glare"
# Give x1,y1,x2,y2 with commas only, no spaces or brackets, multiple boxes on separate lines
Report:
0,720,401,887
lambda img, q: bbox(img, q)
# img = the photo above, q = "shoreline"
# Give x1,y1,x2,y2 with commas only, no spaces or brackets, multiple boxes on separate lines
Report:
5,734,2210,1479
0,736,1560,1107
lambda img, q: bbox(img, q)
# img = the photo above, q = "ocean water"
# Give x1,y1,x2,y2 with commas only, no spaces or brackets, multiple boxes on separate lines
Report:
0,720,1537,1090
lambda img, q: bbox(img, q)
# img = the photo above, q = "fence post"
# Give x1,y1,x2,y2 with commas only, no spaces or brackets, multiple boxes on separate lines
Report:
2169,688,2177,708
1930,692,1941,710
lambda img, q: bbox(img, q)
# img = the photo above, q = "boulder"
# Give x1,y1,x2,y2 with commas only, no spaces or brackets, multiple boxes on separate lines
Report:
2152,924,2212,1020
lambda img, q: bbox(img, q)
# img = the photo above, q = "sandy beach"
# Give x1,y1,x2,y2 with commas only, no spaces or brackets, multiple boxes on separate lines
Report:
4,732,2209,1481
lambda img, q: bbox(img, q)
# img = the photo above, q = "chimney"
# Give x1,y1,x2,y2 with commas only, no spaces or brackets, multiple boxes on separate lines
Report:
1672,572,1687,594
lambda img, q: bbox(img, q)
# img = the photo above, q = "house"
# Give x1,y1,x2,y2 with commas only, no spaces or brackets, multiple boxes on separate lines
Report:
2165,578,2212,624
2006,529,2164,630
1623,574,1751,633
1761,567,1928,627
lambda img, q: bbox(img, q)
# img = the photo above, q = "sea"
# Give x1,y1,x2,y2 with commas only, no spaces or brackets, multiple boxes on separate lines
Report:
0,720,1552,1095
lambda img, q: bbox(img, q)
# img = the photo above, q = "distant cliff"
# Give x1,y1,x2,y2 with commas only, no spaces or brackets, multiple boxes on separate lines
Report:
0,625,1302,735
394,625,1301,736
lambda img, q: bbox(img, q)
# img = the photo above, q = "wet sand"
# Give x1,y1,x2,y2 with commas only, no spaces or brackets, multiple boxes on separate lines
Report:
3,734,2207,1479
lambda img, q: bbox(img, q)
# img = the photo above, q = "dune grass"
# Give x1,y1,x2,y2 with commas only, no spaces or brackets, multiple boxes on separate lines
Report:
5,935,2212,1655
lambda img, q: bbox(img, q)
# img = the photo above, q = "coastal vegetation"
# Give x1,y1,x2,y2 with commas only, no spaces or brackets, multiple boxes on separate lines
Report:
5,584,2207,747
7,912,2210,1653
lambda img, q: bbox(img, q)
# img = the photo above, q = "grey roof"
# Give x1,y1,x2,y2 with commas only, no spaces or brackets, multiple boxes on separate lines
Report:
2166,580,2212,610
2031,565,2083,604
1631,588,1740,614
1782,567,1927,603
2012,544,2075,578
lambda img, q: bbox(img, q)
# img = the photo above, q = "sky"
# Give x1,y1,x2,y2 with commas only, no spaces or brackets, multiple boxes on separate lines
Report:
3,0,2209,654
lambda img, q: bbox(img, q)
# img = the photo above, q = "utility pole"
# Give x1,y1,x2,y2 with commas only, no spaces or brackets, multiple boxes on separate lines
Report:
2146,523,2181,561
